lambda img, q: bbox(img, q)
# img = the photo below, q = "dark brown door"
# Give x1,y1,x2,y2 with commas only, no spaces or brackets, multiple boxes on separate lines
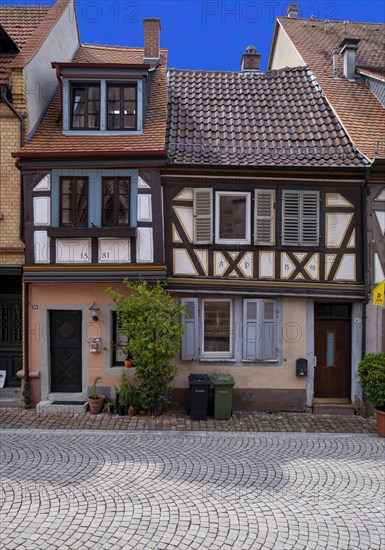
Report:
314,319,351,398
0,300,22,387
50,311,82,393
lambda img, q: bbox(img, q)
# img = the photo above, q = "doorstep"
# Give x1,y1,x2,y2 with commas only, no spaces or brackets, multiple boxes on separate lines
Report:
36,400,88,414
313,403,357,416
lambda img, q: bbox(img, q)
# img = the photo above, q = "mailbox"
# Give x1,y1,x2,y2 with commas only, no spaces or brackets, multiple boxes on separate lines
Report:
296,358,308,377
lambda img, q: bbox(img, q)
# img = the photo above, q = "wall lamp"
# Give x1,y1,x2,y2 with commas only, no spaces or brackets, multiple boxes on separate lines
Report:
89,302,100,322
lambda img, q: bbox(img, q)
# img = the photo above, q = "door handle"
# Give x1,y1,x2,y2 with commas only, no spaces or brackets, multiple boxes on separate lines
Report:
314,356,317,368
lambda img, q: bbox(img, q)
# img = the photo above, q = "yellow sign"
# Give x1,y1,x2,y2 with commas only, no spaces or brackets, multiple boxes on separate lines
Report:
372,280,385,306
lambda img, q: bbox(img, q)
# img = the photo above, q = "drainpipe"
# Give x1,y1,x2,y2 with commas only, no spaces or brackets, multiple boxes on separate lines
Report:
0,85,25,147
22,281,31,409
362,167,370,359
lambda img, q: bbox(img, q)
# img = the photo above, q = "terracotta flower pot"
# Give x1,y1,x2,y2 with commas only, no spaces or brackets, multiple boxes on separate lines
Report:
375,408,385,437
124,359,133,368
87,394,105,415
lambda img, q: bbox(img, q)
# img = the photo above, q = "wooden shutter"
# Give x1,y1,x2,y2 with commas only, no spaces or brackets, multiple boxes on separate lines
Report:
254,190,275,245
193,188,213,244
282,190,300,245
301,191,319,246
261,300,277,360
181,298,199,360
243,299,260,361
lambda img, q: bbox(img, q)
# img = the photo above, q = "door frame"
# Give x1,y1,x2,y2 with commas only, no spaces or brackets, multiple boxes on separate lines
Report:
40,305,89,401
306,300,363,407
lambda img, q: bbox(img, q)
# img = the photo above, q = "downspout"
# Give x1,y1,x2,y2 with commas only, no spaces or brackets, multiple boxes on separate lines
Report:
362,166,370,360
22,281,31,409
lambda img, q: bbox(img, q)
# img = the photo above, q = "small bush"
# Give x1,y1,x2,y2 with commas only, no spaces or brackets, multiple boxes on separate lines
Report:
358,353,385,411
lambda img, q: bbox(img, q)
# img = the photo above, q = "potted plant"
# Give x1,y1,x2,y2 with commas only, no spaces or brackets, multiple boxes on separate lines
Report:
118,383,131,415
124,352,133,368
103,400,114,414
87,375,105,414
358,352,385,437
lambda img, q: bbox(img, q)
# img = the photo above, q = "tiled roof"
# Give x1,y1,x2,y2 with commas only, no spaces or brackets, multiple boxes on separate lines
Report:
17,46,168,158
167,67,367,168
0,0,71,86
272,17,385,159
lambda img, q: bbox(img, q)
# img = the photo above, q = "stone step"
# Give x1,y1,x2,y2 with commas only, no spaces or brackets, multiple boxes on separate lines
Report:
313,403,356,416
36,400,88,414
0,388,23,408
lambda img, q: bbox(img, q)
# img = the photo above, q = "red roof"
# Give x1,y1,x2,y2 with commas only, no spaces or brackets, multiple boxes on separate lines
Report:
17,45,169,159
270,17,385,159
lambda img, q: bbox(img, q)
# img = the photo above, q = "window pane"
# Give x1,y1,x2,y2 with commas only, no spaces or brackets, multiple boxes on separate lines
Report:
327,331,335,366
204,301,231,353
219,195,246,239
60,177,88,227
124,86,136,101
123,113,136,129
108,115,120,129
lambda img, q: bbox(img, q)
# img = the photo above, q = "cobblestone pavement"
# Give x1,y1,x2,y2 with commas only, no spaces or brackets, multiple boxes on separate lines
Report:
0,430,384,550
0,407,378,433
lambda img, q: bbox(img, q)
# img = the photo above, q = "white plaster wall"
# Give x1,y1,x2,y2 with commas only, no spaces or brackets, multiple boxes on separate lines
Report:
270,26,305,70
366,303,384,353
25,0,79,135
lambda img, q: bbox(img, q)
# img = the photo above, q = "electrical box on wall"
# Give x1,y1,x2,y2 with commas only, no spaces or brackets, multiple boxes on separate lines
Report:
89,337,102,353
296,358,308,377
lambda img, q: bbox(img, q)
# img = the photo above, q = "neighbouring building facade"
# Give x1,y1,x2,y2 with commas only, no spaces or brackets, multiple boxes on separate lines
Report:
0,0,79,402
268,6,385,356
14,19,168,406
163,57,370,411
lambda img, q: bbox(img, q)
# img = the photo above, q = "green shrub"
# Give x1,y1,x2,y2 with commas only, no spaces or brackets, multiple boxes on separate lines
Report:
358,353,385,411
106,280,186,415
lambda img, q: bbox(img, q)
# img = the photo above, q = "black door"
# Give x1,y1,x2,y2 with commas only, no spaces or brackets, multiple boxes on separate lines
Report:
0,299,22,387
50,311,82,393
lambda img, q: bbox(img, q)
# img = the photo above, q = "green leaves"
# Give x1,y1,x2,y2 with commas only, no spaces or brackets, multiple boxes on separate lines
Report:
358,353,385,410
106,281,186,414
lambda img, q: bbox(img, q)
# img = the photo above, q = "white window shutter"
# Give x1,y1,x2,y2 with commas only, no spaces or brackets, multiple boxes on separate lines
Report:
181,298,199,360
254,190,275,245
261,300,277,360
193,188,213,244
301,191,319,246
243,299,260,360
282,190,300,246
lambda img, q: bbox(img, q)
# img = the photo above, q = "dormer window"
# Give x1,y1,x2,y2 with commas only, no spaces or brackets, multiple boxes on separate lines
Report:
107,84,136,130
71,84,100,130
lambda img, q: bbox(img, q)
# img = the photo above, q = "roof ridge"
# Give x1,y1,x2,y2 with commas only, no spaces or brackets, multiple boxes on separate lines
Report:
278,16,385,26
168,66,309,75
9,0,73,69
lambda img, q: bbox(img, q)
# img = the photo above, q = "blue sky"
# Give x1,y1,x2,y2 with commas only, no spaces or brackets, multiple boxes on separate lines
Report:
2,0,384,70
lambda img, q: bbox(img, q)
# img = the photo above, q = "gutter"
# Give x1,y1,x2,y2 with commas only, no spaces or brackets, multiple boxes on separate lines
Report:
22,280,31,409
0,85,25,147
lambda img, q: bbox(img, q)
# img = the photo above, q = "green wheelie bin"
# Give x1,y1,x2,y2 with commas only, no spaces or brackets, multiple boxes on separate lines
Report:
211,374,235,420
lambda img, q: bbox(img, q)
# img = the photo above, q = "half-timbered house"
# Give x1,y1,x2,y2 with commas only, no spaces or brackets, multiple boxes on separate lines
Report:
268,8,385,357
163,53,370,411
13,19,167,406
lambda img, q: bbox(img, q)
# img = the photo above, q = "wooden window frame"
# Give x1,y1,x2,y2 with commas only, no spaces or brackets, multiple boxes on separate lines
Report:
215,191,251,245
102,177,131,227
107,83,137,131
59,177,88,227
201,299,233,359
70,83,101,130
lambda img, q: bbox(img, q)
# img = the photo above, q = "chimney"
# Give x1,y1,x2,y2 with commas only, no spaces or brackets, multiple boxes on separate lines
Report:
143,18,161,62
241,45,261,72
339,37,360,82
286,3,298,17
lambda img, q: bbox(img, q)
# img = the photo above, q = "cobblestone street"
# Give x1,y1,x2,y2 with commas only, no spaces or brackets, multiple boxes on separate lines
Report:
0,429,384,550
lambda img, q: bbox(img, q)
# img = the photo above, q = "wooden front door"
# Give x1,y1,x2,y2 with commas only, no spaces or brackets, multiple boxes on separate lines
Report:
314,319,351,399
50,311,82,393
0,299,22,387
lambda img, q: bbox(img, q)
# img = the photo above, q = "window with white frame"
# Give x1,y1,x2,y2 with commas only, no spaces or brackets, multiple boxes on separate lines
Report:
215,192,251,244
111,311,127,366
282,190,320,246
181,297,278,362
192,188,275,246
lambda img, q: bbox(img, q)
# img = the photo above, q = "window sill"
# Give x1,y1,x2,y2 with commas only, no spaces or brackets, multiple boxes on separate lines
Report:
199,358,236,363
48,227,137,238
241,359,278,364
62,130,143,136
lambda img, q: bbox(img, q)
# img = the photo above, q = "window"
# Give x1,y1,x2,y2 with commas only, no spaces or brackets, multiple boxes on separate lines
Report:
107,84,136,130
102,178,130,226
202,300,232,357
215,192,251,244
181,297,278,362
282,190,319,246
112,311,127,366
71,84,100,130
60,177,88,227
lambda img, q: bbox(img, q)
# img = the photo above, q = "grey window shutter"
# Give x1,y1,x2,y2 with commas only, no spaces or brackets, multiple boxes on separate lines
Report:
301,191,319,246
282,190,300,245
193,188,213,244
261,300,277,360
181,298,199,360
243,299,260,360
254,190,275,245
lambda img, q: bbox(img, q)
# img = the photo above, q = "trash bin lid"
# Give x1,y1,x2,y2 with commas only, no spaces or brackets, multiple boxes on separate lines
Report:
189,373,211,385
211,373,235,385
